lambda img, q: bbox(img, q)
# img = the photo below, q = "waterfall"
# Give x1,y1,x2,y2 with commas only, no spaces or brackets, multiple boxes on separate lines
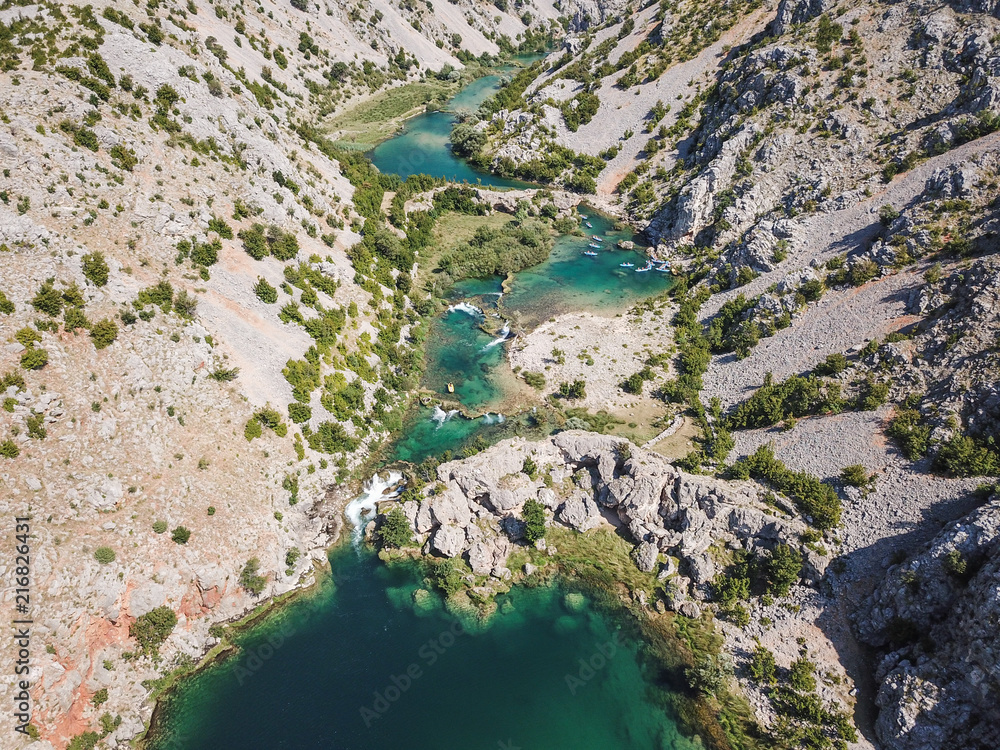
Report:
447,302,483,316
345,472,403,542
431,404,460,428
481,412,505,425
481,321,511,351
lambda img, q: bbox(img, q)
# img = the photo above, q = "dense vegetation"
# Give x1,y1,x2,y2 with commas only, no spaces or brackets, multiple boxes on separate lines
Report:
731,444,841,529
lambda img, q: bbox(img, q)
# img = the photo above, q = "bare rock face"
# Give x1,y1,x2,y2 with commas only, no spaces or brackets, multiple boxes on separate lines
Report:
384,432,827,608
430,524,467,558
856,495,1000,750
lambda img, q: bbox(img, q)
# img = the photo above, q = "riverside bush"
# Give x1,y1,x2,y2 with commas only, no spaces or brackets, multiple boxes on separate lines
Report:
731,444,841,529
378,507,413,548
438,220,553,280
239,558,267,595
522,497,546,543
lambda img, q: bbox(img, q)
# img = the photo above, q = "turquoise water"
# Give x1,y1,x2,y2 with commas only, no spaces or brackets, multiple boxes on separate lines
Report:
151,548,699,750
394,210,672,463
369,69,529,187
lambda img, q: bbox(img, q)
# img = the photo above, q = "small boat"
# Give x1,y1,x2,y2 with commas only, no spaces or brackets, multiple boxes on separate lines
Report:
635,263,653,273
655,265,671,272
446,383,455,393
583,251,599,257
580,214,588,220
584,221,593,228
620,262,634,268
592,235,603,241
588,243,602,249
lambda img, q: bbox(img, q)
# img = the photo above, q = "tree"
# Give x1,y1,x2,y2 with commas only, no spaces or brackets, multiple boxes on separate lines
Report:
559,379,587,400
378,507,414,548
254,277,278,303
762,543,801,597
239,557,267,595
20,347,48,370
81,252,109,286
31,280,63,316
171,526,191,544
130,606,177,654
523,498,546,543
748,645,776,684
89,319,119,349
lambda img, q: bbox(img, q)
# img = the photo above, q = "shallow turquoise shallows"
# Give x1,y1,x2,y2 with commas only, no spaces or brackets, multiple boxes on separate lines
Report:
150,548,699,750
368,68,529,187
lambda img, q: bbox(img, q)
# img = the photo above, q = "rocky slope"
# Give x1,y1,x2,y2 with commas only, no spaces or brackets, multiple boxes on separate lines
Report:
856,493,1000,750
0,0,586,746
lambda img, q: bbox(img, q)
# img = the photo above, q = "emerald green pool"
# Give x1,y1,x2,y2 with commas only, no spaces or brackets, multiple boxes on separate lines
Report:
369,68,530,187
392,210,671,464
153,65,693,750
150,548,699,750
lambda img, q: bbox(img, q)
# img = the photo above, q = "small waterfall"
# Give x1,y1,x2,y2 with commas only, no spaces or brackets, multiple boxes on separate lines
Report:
345,472,403,542
481,321,511,351
481,412,505,425
447,302,483,316
431,405,460,428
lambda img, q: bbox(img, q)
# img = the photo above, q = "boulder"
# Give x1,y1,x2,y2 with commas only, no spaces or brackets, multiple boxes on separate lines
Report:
430,524,467,558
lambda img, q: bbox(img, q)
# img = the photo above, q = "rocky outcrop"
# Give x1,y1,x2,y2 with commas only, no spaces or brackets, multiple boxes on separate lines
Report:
388,431,829,606
856,494,1000,750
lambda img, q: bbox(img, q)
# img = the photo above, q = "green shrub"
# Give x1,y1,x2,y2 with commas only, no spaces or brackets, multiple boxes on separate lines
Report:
31,280,64,316
840,464,871,487
522,497,546,543
90,319,119,349
170,526,191,544
725,373,842,430
254,277,278,303
20,347,48,370
760,544,801,597
287,402,311,423
0,440,18,458
94,546,116,564
849,260,879,286
789,658,817,693
558,379,587,400
91,688,108,707
81,252,109,286
886,408,931,459
813,352,847,376
152,520,168,534
934,434,999,477
731,444,841,529
522,456,538,480
0,289,13,315
130,606,177,654
748,645,776,684
942,549,967,578
523,371,545,389
378,506,414,548
238,557,267,595
244,418,263,441
208,216,234,239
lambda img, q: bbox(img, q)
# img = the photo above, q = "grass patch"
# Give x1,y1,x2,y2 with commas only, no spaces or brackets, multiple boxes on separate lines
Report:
327,80,457,148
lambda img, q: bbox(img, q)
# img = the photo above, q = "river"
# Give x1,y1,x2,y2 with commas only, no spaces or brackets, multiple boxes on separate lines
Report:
150,61,692,750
